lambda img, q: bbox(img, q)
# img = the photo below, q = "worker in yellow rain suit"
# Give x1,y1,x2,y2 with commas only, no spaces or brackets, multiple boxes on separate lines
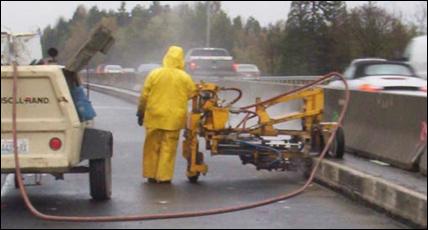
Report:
137,46,196,183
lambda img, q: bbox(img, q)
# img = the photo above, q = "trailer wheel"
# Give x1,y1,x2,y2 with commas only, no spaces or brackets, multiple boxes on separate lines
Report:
327,127,345,159
89,158,112,201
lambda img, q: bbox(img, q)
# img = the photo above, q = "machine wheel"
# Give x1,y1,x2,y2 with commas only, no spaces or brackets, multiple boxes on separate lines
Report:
326,127,345,159
89,158,112,201
187,152,204,184
188,174,200,184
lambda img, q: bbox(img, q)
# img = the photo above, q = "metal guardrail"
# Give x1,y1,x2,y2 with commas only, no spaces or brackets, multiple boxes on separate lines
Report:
258,76,336,85
85,74,324,92
194,75,332,85
86,72,331,82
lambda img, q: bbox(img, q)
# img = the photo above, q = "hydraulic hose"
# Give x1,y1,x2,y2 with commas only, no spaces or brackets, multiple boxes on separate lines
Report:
11,65,349,222
221,87,242,108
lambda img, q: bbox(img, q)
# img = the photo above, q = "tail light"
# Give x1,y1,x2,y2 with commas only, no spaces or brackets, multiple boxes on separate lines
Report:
190,62,197,71
232,64,238,72
359,84,382,93
421,86,427,92
49,138,62,151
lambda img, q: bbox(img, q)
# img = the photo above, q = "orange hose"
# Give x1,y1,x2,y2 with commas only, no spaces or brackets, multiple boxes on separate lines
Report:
221,87,242,107
11,65,350,222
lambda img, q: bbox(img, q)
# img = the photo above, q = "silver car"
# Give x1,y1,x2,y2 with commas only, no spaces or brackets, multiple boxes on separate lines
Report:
236,64,261,80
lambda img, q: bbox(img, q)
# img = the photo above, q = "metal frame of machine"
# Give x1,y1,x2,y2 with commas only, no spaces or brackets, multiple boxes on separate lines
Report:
183,82,345,182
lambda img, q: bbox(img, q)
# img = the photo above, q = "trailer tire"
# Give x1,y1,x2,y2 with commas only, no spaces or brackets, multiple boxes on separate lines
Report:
89,158,112,201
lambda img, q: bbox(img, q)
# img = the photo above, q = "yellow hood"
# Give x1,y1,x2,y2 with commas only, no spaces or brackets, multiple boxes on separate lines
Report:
163,46,185,70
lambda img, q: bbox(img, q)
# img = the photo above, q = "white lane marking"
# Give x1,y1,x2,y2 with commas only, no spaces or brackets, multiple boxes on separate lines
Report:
1,174,14,198
370,160,391,167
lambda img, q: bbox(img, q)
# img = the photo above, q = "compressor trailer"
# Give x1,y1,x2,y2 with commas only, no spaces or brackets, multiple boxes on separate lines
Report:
183,82,345,183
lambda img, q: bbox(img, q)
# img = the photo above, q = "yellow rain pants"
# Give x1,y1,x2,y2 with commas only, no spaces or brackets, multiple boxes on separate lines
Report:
143,128,180,181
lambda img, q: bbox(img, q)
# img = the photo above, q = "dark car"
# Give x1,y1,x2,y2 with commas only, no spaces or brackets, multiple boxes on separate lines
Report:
185,48,237,77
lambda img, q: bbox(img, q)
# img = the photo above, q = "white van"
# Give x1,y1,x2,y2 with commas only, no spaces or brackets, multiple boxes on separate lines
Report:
404,35,427,79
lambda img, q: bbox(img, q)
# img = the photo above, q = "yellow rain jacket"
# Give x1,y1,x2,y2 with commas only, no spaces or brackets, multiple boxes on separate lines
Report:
138,46,196,182
138,46,196,130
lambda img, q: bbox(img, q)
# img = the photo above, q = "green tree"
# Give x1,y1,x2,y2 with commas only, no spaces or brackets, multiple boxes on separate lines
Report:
348,2,416,59
117,1,130,26
281,1,348,75
87,6,103,28
41,1,418,74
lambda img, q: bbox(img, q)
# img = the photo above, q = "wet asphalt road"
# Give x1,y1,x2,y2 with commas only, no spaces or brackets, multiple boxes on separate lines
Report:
1,91,408,229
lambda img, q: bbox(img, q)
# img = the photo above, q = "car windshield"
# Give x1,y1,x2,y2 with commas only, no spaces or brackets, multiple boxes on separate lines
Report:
343,65,356,79
190,49,229,57
364,64,414,76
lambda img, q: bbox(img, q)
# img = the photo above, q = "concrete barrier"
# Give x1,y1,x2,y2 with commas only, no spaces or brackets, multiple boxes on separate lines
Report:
88,83,139,105
314,158,427,228
324,89,427,171
421,148,427,176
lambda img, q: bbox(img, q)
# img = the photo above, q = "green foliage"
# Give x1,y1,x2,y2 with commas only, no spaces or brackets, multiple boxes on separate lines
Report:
41,1,418,75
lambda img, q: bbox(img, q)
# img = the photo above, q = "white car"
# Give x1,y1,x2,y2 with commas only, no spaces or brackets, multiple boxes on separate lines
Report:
122,68,136,73
103,65,123,74
236,64,261,80
329,59,427,96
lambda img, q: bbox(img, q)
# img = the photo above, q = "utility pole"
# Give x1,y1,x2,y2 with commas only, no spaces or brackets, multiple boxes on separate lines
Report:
206,1,211,47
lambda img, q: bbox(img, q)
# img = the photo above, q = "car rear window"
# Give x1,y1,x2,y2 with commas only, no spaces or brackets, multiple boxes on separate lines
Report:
106,65,122,70
190,49,229,57
238,65,258,72
364,64,414,76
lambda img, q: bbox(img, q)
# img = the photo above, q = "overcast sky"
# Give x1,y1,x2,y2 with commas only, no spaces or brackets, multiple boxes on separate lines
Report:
1,1,426,32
